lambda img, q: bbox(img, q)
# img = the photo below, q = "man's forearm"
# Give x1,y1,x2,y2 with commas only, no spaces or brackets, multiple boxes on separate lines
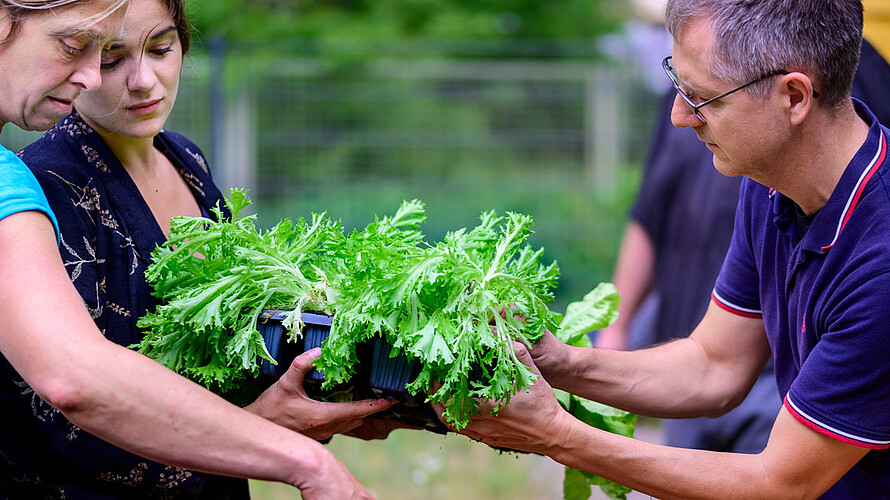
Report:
537,303,770,419
539,409,861,500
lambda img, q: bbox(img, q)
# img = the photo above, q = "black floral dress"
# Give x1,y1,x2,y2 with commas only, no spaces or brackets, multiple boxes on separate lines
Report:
0,111,247,499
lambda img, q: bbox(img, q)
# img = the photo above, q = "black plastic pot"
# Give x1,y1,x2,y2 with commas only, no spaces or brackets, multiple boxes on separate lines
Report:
255,309,447,434
367,337,417,396
256,309,332,388
366,337,448,434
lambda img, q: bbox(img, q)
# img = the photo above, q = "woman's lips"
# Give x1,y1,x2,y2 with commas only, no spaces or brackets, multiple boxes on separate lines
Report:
47,96,74,110
127,99,162,115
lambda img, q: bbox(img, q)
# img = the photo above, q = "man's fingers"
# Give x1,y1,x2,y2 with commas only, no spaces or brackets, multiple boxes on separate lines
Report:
510,341,541,376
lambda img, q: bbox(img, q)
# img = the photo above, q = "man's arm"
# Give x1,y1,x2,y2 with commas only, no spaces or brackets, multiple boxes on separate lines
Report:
452,342,867,500
595,220,655,350
0,211,371,499
532,301,771,418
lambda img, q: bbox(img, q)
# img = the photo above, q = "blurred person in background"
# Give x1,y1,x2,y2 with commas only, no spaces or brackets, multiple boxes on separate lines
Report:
0,0,381,498
446,0,890,497
595,0,890,455
863,0,890,59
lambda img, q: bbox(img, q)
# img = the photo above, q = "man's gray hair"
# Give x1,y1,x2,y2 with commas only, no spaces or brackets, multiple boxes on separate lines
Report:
665,0,862,107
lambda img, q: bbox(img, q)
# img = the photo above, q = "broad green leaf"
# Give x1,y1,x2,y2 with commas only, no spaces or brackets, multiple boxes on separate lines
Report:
556,282,620,347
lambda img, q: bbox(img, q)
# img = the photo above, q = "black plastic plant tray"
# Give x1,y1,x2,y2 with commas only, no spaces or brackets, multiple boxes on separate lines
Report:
256,309,332,389
365,337,448,434
255,309,447,433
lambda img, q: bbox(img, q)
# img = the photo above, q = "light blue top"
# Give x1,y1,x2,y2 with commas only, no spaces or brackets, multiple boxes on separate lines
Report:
0,143,59,239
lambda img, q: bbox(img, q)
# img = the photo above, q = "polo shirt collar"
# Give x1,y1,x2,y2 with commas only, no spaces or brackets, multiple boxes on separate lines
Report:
771,99,888,254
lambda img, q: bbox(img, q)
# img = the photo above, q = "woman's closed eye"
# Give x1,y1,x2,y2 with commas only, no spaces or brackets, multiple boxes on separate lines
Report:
100,54,123,70
150,46,174,57
59,37,91,60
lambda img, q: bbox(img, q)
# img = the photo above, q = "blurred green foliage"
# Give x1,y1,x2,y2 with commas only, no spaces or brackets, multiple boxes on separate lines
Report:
185,0,626,55
168,0,655,311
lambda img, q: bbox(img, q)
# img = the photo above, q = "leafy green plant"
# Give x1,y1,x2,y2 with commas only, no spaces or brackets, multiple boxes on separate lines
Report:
137,188,634,499
136,189,342,393
317,203,561,429
553,284,636,500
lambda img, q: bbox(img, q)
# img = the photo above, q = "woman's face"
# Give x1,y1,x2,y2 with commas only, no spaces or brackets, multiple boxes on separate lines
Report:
75,0,181,140
0,1,124,131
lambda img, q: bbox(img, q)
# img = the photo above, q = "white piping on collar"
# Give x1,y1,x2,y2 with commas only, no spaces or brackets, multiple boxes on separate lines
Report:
820,130,887,253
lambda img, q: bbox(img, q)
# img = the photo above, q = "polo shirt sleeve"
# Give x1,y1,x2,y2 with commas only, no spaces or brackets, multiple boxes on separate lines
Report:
712,179,762,317
784,266,890,449
0,147,59,240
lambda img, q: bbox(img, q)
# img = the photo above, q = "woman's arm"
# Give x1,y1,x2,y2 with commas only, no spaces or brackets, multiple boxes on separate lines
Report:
0,211,372,499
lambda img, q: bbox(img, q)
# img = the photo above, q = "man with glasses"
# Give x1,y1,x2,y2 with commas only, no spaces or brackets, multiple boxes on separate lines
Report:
443,1,890,498
597,29,890,469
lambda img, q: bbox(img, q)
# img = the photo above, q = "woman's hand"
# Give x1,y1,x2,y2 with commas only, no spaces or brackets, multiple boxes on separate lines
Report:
433,341,571,455
246,348,396,441
291,443,378,499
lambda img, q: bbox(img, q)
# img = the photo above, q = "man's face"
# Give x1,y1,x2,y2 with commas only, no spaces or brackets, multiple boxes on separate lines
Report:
0,1,124,131
668,18,788,179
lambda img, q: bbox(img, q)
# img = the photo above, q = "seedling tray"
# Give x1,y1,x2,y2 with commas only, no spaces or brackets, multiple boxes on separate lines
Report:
257,309,332,382
255,309,446,433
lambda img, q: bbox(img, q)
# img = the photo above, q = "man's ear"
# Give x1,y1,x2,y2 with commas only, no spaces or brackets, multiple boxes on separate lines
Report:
780,72,817,126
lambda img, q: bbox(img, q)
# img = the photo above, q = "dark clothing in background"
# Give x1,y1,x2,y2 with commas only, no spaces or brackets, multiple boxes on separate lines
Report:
631,91,741,345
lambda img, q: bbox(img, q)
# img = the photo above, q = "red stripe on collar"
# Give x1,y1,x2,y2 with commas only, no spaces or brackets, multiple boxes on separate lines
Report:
821,130,887,253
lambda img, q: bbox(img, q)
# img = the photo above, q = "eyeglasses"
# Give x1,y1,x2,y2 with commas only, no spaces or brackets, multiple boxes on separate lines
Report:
662,56,805,123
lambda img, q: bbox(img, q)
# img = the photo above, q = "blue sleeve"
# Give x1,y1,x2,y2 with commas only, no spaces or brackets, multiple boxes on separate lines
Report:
785,262,890,449
0,147,59,241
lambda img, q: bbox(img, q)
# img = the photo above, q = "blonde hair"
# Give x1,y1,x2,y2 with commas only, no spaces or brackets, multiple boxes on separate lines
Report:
1,0,129,44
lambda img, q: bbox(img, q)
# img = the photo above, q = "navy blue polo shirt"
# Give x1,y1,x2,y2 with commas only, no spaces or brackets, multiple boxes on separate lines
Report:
713,100,890,497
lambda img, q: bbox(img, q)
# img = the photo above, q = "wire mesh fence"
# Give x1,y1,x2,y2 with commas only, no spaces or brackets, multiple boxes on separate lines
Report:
2,45,662,309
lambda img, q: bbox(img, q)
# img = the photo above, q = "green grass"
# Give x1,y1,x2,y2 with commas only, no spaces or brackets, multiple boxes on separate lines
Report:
249,428,565,499
249,419,663,499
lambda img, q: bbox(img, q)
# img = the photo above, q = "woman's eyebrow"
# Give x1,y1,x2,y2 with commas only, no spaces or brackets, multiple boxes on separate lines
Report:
105,26,175,51
50,26,123,44
149,25,177,42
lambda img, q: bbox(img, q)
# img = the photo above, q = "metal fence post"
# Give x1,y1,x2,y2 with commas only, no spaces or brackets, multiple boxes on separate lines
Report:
586,68,621,190
208,36,227,187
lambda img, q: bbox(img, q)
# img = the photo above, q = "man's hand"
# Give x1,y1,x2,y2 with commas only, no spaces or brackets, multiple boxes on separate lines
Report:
343,416,423,440
525,330,574,382
246,348,396,441
433,341,571,455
